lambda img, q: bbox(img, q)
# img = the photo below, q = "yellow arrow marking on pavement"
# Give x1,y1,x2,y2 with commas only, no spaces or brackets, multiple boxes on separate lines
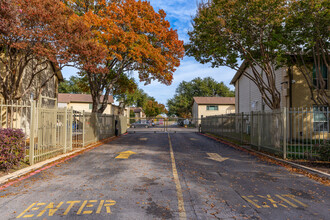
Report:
139,138,148,141
115,151,136,159
190,138,198,141
206,153,228,162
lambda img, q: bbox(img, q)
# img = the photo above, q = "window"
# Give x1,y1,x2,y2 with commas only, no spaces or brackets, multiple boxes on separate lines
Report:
313,63,328,89
313,106,329,132
206,105,218,110
89,104,102,110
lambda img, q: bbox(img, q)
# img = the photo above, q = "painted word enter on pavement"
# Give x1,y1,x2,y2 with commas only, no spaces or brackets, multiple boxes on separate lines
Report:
115,151,136,159
16,200,116,218
206,152,229,163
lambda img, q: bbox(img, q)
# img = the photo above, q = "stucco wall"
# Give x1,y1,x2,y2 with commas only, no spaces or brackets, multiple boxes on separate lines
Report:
290,66,330,108
62,103,112,114
198,104,235,119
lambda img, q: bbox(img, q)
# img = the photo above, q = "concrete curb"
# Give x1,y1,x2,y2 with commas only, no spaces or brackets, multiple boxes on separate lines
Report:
198,133,330,180
0,135,122,188
0,148,82,185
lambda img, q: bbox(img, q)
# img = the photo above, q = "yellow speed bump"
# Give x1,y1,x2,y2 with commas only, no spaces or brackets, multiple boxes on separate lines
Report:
115,151,136,159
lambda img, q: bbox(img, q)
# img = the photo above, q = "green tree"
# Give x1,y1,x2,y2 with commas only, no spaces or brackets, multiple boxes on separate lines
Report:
116,87,148,109
144,100,167,117
116,85,167,117
186,0,289,110
58,76,90,94
285,0,329,107
167,77,234,117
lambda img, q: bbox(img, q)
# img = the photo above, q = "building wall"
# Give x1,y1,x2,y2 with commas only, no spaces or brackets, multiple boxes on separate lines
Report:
236,66,285,113
290,66,330,108
22,61,58,103
62,103,112,114
192,102,198,121
235,81,239,113
198,104,235,118
0,59,59,104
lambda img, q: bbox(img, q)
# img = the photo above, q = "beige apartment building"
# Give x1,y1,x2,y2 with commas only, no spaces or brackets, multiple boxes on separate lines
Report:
231,61,329,138
231,60,330,112
58,94,114,114
192,97,235,125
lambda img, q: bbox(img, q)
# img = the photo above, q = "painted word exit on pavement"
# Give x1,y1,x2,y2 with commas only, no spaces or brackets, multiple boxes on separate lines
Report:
242,194,308,209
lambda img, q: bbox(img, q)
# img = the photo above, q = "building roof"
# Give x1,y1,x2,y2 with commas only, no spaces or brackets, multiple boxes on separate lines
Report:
50,62,63,81
130,107,143,113
58,93,114,103
230,60,249,85
193,97,235,105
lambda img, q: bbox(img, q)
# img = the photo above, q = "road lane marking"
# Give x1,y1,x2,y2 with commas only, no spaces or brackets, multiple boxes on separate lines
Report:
168,133,187,220
139,138,148,141
189,138,198,141
115,151,136,159
16,199,116,218
242,194,307,209
206,153,229,162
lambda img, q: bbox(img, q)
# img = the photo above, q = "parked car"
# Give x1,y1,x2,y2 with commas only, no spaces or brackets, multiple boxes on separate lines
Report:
130,120,150,128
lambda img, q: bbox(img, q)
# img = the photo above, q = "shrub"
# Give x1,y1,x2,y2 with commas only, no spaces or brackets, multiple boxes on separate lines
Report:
316,143,330,161
0,128,26,171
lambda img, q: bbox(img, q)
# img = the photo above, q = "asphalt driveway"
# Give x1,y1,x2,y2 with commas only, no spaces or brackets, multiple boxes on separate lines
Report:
0,132,328,219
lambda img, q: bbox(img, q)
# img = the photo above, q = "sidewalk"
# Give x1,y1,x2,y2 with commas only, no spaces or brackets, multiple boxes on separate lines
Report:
0,136,118,187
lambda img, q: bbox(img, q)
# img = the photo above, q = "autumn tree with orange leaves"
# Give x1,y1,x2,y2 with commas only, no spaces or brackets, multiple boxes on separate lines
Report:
0,0,98,103
64,0,184,113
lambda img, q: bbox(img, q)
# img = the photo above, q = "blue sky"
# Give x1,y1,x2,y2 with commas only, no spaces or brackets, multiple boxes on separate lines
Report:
62,0,236,105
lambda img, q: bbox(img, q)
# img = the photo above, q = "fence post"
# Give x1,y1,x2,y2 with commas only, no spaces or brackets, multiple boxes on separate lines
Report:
29,99,35,165
69,107,73,151
251,111,253,145
64,107,67,153
258,111,261,151
82,110,85,147
241,112,244,144
283,107,287,159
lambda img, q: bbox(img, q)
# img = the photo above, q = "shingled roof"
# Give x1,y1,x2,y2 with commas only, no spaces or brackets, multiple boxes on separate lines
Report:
193,97,235,105
58,93,114,103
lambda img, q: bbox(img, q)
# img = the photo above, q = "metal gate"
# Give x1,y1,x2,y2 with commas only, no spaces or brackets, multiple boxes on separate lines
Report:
127,117,199,133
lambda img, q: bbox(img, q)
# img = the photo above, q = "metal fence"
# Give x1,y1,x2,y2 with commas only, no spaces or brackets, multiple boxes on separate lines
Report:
201,107,330,161
1,99,127,165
